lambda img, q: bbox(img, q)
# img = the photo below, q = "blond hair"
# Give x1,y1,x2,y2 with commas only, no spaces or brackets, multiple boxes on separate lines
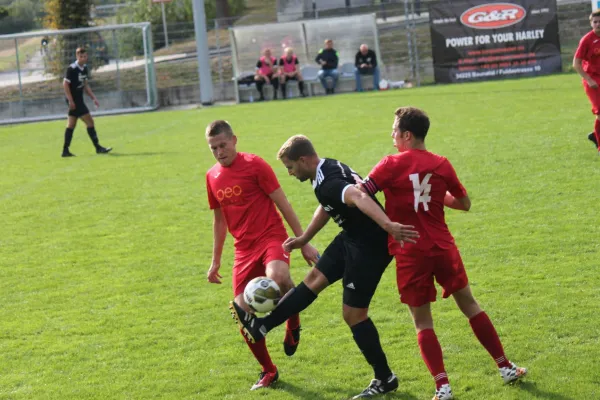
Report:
277,135,317,161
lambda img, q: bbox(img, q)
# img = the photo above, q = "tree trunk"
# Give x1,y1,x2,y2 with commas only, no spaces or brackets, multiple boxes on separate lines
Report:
215,0,231,27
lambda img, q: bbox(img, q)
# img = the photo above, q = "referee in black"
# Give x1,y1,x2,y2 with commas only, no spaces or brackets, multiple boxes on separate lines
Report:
62,47,111,157
230,135,419,398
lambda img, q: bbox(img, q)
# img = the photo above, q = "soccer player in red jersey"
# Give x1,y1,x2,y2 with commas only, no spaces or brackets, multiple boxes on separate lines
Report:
574,10,600,153
360,107,527,400
205,120,320,390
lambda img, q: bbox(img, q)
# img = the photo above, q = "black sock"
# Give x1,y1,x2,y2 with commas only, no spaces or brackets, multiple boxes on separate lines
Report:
256,80,264,98
351,318,393,381
63,128,74,150
87,127,99,148
262,282,317,332
299,81,305,94
281,82,287,97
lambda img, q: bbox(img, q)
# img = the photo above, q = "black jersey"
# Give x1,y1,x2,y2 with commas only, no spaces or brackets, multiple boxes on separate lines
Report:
64,61,89,103
312,158,387,243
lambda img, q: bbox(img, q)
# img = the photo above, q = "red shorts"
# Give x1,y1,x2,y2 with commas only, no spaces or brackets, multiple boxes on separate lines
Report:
394,245,468,307
584,78,600,115
232,239,290,296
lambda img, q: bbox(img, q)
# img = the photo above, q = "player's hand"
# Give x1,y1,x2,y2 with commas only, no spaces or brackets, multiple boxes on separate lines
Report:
264,76,271,84
385,222,419,247
68,101,76,110
361,63,367,68
588,78,599,89
283,236,308,252
93,98,100,108
300,243,320,266
207,262,222,284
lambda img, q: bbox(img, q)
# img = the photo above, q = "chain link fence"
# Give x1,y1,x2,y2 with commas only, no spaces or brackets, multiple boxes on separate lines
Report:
0,0,593,112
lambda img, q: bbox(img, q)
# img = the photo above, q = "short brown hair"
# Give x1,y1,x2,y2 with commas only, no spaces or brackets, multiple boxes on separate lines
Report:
394,107,430,140
277,135,317,161
590,10,600,20
206,120,234,138
76,47,87,56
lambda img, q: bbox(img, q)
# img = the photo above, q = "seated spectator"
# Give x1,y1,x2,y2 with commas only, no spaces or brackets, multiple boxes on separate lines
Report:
255,48,279,101
354,44,380,92
279,47,306,98
315,39,339,94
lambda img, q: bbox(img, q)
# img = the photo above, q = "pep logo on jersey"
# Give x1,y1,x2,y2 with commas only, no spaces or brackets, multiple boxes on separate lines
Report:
216,185,243,205
460,3,526,29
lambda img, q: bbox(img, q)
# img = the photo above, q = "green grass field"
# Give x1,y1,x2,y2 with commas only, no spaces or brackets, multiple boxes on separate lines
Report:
1,74,599,400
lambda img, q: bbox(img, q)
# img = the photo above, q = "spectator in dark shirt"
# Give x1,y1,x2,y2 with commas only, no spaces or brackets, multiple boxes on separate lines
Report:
255,48,280,101
354,44,380,92
315,39,339,94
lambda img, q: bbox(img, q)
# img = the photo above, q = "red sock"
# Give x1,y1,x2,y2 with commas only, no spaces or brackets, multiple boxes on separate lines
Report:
594,119,600,150
417,329,449,389
469,312,510,368
240,330,276,373
286,313,300,331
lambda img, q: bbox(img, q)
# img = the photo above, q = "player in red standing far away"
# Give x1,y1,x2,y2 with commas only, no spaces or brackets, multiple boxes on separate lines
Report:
205,120,320,390
574,10,600,154
360,107,527,400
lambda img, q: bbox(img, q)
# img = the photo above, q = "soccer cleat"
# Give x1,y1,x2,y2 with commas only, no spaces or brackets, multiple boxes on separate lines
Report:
283,326,301,356
432,384,454,400
96,146,112,154
352,373,399,398
61,150,76,157
588,132,598,147
229,301,266,344
250,369,279,390
500,362,527,384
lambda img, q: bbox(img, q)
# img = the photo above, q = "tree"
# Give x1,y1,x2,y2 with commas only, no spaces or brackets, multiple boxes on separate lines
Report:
43,0,104,78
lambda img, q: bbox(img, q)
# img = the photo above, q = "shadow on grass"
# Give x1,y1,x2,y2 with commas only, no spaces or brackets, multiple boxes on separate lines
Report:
517,381,576,400
274,380,419,400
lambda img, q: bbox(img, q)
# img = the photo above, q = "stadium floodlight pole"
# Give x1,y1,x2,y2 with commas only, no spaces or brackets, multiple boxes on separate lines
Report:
192,0,214,105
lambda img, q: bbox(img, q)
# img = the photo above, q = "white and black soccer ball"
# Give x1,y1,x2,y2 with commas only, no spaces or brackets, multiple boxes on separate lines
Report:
244,277,281,313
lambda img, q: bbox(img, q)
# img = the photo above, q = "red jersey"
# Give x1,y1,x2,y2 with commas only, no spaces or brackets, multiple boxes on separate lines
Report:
575,30,600,78
364,149,467,255
206,152,287,252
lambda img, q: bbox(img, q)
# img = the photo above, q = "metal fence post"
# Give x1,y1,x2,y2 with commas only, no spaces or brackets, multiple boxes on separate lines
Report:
111,30,121,93
215,19,224,100
403,0,414,83
409,0,420,86
161,2,169,48
14,38,24,117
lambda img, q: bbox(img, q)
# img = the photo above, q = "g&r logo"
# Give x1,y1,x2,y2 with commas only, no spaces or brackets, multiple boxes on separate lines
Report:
216,185,243,202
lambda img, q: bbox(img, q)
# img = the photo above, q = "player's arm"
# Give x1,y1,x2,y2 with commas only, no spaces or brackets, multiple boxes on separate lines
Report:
343,185,419,245
440,159,470,211
270,188,321,265
573,39,598,88
84,80,100,108
283,205,329,252
207,208,227,284
269,188,305,237
444,192,471,211
63,69,75,108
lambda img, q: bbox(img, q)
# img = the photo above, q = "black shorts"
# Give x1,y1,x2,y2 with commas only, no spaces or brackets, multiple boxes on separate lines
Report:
316,233,392,308
282,75,299,81
66,100,89,118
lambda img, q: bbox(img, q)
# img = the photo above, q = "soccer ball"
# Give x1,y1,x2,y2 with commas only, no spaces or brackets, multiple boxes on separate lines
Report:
244,277,281,313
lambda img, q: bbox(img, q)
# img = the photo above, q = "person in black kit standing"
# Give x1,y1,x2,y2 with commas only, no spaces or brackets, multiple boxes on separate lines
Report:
62,47,112,157
230,135,420,398
315,39,339,94
354,44,381,92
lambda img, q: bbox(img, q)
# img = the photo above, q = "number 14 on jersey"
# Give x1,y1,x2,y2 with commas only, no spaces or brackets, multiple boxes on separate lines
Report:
409,173,432,212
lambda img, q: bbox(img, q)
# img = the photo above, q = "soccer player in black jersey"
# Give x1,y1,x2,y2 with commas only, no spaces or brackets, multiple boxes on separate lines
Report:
230,135,419,398
62,47,111,157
